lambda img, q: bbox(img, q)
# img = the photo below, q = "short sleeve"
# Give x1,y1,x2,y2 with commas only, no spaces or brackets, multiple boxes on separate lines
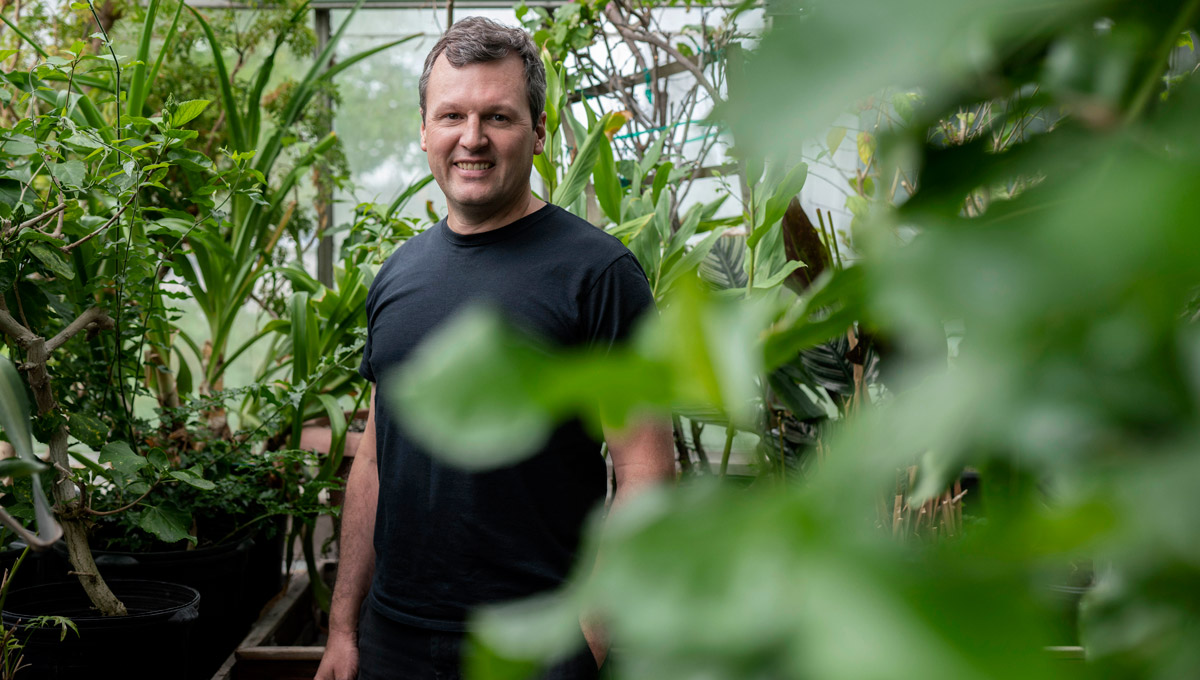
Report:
581,253,655,350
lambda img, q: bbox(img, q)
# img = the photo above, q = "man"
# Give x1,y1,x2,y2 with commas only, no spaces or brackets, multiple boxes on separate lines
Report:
316,17,675,680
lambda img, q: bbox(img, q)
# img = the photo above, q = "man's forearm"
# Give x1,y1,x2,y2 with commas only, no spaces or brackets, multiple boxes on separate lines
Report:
327,394,380,638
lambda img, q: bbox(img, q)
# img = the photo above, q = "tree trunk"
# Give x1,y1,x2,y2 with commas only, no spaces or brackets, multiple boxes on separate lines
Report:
26,337,127,616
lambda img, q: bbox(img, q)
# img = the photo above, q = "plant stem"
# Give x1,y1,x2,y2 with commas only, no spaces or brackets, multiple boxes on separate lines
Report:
719,423,735,477
1125,0,1200,124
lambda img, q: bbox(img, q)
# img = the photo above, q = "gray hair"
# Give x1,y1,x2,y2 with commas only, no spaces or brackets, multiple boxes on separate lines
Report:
419,16,546,129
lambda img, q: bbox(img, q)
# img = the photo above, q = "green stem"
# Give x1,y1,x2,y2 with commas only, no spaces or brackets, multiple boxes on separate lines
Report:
719,423,735,477
0,546,29,612
1125,0,1200,124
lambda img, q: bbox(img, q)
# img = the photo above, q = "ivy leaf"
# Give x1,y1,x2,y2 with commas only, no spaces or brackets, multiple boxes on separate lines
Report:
99,441,146,477
136,503,194,545
169,466,216,490
27,243,74,280
68,413,109,449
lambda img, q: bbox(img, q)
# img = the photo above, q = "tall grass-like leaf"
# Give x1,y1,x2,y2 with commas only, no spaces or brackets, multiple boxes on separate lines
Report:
239,132,338,255
0,13,49,60
143,0,186,114
386,173,435,220
290,292,312,385
255,3,419,180
553,113,615,208
748,162,808,251
126,0,160,120
185,4,247,152
593,134,623,223
246,2,311,150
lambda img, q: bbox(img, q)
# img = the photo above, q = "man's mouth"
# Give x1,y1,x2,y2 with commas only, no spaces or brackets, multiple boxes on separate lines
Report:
454,162,494,170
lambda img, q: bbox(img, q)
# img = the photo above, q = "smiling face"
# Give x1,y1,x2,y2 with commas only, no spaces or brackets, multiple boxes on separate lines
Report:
420,53,546,233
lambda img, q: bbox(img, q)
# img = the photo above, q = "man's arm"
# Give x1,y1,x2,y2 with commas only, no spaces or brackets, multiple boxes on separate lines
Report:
316,387,380,680
582,415,675,666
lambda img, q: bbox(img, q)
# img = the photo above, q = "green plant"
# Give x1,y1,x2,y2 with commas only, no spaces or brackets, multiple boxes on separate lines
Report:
0,9,269,614
170,0,419,409
373,2,1200,679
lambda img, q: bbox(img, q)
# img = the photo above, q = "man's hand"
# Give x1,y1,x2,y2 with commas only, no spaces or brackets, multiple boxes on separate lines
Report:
315,630,358,680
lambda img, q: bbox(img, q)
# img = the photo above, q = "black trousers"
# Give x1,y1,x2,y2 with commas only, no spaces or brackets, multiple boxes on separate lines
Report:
358,602,600,680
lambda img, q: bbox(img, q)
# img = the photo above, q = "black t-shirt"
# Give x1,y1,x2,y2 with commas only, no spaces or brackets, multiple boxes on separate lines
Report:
359,203,654,631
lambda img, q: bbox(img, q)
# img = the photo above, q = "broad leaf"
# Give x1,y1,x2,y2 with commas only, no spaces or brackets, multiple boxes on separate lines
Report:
699,236,748,290
68,412,109,449
170,99,210,128
169,466,216,490
136,503,195,545
99,441,147,477
27,243,74,280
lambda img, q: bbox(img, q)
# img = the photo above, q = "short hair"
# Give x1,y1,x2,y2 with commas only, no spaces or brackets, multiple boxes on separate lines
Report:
419,17,546,129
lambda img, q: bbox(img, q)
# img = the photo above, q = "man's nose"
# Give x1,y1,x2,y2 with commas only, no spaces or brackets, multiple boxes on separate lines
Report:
460,116,488,150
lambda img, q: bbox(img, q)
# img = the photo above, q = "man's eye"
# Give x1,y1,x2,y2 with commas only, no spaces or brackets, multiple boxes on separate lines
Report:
490,114,508,122
445,113,461,120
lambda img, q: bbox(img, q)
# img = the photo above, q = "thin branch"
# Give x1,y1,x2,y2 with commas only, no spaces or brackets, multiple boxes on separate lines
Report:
0,307,36,346
12,202,66,235
60,203,129,253
46,306,114,353
83,483,157,517
606,6,722,104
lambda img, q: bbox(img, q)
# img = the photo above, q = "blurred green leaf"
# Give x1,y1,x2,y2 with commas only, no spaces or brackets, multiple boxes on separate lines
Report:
0,458,48,478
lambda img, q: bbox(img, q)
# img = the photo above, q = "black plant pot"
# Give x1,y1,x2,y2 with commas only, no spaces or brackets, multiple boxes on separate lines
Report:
2,579,199,679
47,532,266,680
89,535,255,680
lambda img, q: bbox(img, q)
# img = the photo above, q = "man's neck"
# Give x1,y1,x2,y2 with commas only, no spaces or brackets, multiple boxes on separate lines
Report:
446,193,546,235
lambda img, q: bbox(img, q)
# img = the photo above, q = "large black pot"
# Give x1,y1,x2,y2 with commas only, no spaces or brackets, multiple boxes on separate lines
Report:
2,580,199,679
47,531,271,680
88,534,255,680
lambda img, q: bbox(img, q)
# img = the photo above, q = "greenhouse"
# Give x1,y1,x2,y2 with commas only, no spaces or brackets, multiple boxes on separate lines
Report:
0,0,1198,678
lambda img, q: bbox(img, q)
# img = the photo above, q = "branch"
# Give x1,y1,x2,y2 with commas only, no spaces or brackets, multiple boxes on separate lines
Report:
12,202,66,235
46,306,114,353
0,307,36,346
60,203,129,253
605,6,722,104
83,482,157,517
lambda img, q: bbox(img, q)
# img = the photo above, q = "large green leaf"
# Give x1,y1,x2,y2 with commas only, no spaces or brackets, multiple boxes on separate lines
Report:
136,502,194,545
592,134,623,224
99,441,147,478
552,113,615,208
185,5,247,151
68,412,109,449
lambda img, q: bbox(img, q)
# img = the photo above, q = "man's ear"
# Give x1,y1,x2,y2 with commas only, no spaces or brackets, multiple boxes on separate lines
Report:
533,111,547,156
419,110,428,152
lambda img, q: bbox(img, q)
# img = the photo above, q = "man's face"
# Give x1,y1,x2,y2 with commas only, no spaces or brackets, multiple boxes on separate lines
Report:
420,53,546,220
